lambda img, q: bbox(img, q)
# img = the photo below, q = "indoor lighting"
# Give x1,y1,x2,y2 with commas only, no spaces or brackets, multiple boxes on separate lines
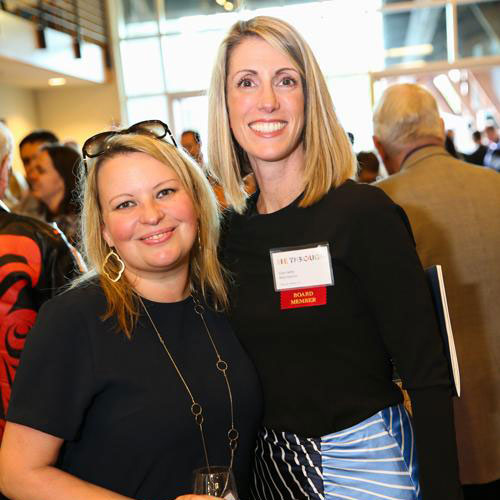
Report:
215,0,225,5
385,44,434,59
48,77,66,86
224,1,234,11
448,69,461,83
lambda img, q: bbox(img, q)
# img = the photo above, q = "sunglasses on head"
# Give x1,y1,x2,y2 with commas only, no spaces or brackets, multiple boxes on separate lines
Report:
82,120,178,175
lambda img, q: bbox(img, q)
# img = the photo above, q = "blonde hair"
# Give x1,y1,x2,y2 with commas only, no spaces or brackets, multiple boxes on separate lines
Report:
77,134,228,337
373,83,445,154
208,16,356,213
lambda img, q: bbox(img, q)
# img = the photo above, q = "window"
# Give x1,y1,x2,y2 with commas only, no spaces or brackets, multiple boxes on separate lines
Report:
114,0,500,149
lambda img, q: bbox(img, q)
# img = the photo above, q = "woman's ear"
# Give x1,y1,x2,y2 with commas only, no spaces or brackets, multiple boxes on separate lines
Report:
101,224,114,249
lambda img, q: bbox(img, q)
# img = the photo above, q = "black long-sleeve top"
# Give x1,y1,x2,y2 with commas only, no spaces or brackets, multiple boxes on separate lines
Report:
221,180,462,500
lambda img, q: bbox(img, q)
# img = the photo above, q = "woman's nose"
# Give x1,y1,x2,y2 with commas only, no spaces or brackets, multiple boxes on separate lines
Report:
257,83,279,113
140,200,164,224
27,169,38,184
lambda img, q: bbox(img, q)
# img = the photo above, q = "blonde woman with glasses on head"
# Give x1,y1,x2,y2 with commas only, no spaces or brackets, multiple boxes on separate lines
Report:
0,121,262,500
209,16,462,500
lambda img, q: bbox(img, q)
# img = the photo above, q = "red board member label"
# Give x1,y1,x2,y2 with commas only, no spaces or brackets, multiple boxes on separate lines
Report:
281,286,327,310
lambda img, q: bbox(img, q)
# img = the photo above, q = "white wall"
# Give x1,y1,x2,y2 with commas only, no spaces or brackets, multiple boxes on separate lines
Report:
0,83,39,174
36,82,122,150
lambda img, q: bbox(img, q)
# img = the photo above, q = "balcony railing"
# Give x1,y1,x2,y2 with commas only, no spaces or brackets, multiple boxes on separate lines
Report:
1,0,110,63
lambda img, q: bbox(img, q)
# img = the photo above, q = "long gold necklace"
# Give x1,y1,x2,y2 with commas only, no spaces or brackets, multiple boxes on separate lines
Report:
138,294,239,474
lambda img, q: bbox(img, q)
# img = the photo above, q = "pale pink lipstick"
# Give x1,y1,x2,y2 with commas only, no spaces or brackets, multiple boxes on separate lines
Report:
139,227,175,245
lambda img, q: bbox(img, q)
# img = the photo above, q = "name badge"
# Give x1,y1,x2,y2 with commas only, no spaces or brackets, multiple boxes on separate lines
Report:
270,243,334,291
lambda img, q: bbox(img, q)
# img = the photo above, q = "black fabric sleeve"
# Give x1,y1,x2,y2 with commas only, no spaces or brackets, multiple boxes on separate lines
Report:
410,386,463,499
7,297,96,440
346,190,462,500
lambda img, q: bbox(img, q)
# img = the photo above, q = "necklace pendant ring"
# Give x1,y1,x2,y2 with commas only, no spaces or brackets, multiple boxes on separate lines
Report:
228,428,239,441
191,403,203,416
216,360,228,371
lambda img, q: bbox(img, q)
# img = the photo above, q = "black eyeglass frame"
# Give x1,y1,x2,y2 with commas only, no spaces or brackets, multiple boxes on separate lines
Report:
81,120,178,175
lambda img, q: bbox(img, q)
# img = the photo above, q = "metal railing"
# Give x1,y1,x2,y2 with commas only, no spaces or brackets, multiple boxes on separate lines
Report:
1,0,110,63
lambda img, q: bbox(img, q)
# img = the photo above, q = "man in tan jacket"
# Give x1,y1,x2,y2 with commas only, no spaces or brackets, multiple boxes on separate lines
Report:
373,83,500,499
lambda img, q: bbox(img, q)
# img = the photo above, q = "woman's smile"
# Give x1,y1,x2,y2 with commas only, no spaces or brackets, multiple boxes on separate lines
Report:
249,120,287,136
139,227,176,244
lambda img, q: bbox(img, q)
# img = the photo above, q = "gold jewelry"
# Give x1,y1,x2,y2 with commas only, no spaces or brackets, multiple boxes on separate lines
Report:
102,249,125,282
139,294,238,478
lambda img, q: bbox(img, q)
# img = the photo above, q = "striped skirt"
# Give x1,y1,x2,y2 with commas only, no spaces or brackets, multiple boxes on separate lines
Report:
251,404,421,500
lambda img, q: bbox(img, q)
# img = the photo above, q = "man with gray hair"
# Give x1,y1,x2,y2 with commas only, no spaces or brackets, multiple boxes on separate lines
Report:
0,122,77,443
373,83,500,499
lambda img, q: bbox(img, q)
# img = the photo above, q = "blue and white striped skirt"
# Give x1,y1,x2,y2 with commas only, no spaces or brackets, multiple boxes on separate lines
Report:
251,404,421,500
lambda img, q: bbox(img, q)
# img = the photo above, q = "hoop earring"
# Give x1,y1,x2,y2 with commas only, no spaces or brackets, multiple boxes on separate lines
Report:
103,249,125,282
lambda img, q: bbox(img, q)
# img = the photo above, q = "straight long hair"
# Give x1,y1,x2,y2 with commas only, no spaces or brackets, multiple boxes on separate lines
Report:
208,16,356,213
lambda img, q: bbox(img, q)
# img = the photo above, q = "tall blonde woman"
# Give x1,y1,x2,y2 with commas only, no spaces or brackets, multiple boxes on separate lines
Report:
209,16,462,500
0,121,262,500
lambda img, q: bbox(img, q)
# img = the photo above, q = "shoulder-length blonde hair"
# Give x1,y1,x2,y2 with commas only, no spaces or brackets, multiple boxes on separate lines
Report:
77,133,228,338
208,15,356,213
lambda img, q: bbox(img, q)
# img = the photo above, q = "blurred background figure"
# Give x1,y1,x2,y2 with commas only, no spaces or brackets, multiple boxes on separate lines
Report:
445,129,461,159
14,130,59,218
179,129,256,208
484,125,500,172
373,83,500,500
0,121,78,443
356,151,380,183
484,125,499,146
27,144,81,245
19,130,59,172
464,131,488,166
180,129,204,166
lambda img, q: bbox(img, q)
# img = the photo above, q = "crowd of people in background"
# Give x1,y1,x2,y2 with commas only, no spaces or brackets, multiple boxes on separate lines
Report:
4,122,499,213
444,125,500,170
0,14,499,498
354,124,500,185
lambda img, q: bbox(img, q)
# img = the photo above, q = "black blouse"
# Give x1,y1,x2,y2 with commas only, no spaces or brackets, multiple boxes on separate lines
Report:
221,179,462,500
8,281,263,500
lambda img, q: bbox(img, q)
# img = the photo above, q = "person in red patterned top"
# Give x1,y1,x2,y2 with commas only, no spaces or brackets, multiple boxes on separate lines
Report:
0,122,78,441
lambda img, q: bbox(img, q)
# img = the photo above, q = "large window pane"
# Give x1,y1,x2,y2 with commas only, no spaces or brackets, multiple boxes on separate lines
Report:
327,74,374,152
382,0,417,3
291,1,383,75
126,96,169,125
120,38,165,96
458,0,500,58
162,0,322,19
161,31,225,92
119,0,158,37
382,7,447,68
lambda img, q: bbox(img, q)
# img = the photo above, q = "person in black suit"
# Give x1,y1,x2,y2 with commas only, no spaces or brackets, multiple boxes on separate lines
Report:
465,131,488,166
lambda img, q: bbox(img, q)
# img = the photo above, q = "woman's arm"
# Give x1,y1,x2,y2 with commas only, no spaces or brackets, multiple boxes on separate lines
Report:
347,190,462,499
0,424,224,500
0,422,134,500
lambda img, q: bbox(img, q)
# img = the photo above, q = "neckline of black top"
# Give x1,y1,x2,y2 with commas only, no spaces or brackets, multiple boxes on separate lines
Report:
245,179,354,219
139,294,192,312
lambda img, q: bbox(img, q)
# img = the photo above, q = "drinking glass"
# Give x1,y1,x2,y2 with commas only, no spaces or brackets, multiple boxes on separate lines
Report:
193,466,239,499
